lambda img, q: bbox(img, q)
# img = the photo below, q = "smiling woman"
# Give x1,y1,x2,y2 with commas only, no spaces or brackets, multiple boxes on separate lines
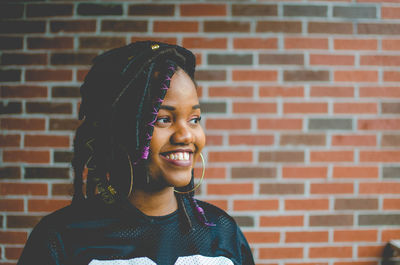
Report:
17,41,255,265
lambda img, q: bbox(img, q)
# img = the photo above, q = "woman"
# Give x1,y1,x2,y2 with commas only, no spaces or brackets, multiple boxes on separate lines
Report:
18,41,255,265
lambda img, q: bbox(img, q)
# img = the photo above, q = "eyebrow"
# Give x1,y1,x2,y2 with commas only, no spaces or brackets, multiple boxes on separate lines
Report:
159,104,201,111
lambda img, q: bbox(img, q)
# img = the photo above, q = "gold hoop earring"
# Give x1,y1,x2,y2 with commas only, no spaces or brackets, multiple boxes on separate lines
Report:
174,153,205,194
126,152,134,198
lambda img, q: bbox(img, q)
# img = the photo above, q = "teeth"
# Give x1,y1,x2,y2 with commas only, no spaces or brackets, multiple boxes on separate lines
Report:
165,152,190,161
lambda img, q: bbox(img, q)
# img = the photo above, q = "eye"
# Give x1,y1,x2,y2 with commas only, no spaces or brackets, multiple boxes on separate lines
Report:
155,117,171,127
189,116,202,125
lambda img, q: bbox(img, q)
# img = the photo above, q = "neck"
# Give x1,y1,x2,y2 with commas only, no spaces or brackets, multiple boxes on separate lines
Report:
128,187,178,216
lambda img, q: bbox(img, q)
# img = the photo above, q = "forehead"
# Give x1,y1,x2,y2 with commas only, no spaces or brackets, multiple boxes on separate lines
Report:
162,69,198,106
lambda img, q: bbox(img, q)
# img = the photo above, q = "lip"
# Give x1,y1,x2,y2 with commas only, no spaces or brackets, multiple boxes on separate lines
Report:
160,150,193,167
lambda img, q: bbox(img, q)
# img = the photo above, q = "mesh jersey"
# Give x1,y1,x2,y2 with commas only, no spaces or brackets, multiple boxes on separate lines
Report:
18,196,255,265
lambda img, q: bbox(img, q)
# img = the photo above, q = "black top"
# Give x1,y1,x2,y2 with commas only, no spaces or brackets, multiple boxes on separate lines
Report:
18,197,254,265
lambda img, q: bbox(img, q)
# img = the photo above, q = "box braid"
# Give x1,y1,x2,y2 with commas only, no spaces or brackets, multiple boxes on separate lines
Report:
71,41,213,230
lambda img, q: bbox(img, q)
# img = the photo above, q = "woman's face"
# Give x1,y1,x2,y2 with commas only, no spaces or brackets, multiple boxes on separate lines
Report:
147,69,205,189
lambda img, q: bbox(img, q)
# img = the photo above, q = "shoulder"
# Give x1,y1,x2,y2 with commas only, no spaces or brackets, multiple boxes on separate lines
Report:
33,197,117,232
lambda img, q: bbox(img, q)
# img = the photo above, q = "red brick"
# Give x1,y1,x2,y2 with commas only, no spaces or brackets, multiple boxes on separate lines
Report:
361,151,400,162
284,70,329,82
359,119,400,130
244,232,280,244
182,37,226,49
205,21,250,33
26,70,72,82
260,216,303,227
28,37,73,50
259,86,303,97
382,39,400,51
0,85,48,98
0,36,23,50
310,54,355,66
229,134,273,146
24,135,70,148
204,200,227,211
0,231,27,244
334,39,377,50
51,20,96,33
334,230,377,242
384,71,400,81
233,38,277,50
359,182,400,194
259,247,303,259
285,199,329,211
5,247,23,260
234,200,278,211
258,119,303,130
28,199,70,212
0,183,47,196
311,183,353,194
209,86,253,98
0,199,23,211
309,22,353,34
285,231,329,243
283,167,327,179
206,118,250,130
232,70,277,81
310,151,354,162
361,55,400,66
284,103,327,114
27,3,73,17
285,37,329,50
3,150,50,164
383,199,400,210
1,118,45,131
205,134,223,146
333,166,378,179
335,71,378,82
233,102,276,113
382,229,400,242
0,134,20,147
209,151,252,163
334,103,377,114
207,183,253,195
154,21,198,33
382,7,400,19
180,4,226,16
358,245,385,258
360,86,400,98
1,53,47,65
206,166,226,179
128,4,174,16
332,135,376,147
309,247,352,258
257,21,302,33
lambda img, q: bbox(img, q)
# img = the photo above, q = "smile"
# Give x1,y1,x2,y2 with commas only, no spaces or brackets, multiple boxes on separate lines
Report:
165,152,190,161
160,151,193,167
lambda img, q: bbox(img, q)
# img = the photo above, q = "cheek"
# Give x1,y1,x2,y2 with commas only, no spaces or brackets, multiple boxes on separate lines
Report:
195,127,206,151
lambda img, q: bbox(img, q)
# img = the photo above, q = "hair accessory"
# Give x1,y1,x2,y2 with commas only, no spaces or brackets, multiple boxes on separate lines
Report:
193,198,216,227
174,152,205,194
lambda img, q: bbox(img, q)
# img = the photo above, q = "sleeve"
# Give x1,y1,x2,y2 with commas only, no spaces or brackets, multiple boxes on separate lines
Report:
17,219,65,265
236,226,255,265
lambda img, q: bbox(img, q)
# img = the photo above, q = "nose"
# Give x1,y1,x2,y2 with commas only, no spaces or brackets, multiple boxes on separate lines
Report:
171,121,194,145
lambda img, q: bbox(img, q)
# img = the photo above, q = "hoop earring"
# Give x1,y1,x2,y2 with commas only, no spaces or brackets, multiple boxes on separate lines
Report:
126,152,134,198
174,153,205,194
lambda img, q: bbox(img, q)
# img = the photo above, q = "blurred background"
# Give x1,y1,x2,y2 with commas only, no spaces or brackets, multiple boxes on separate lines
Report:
1,0,400,264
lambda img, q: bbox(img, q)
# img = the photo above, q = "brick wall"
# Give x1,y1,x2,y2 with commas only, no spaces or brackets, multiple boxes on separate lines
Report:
1,1,400,264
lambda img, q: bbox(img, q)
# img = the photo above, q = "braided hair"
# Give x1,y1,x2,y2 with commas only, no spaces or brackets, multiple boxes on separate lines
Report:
72,41,213,230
